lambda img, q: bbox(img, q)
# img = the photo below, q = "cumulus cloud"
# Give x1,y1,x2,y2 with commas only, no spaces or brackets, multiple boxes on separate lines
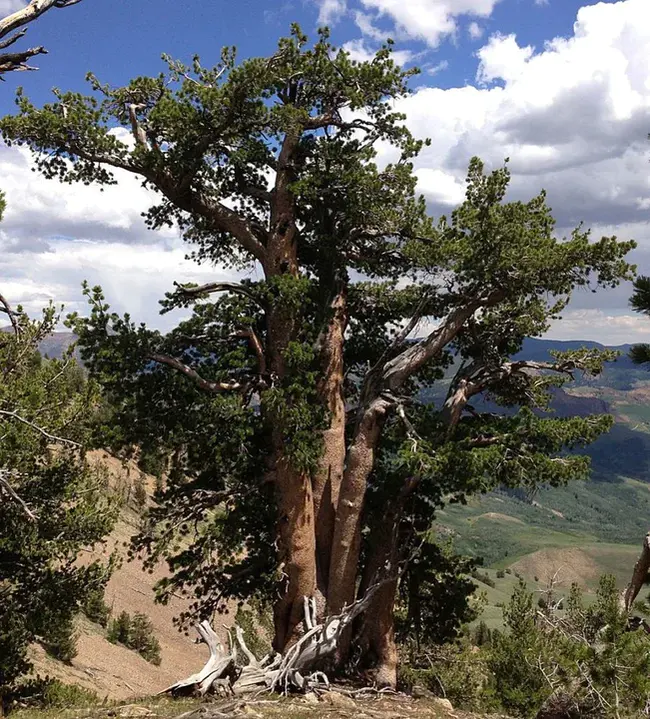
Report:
0,143,243,329
342,38,413,64
349,0,500,47
318,0,347,24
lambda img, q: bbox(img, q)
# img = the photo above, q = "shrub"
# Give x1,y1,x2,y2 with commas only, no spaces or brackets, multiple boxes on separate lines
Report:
42,618,78,664
83,589,111,627
399,642,490,711
107,610,161,665
471,569,496,588
107,610,131,645
129,613,162,666
496,569,505,579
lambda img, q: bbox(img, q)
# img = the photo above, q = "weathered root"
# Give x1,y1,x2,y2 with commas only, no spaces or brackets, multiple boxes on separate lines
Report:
165,582,383,697
160,621,235,697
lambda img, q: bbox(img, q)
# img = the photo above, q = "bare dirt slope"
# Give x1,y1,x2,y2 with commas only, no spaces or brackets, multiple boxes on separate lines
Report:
30,451,209,700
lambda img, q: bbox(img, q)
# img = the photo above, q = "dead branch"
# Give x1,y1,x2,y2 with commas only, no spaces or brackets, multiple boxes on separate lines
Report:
0,409,81,447
170,281,266,309
164,581,386,698
622,530,650,613
0,291,20,337
149,353,245,393
0,469,37,521
0,0,84,76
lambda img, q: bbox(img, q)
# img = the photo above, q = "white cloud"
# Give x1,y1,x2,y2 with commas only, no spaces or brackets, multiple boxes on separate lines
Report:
547,310,647,344
0,142,243,329
476,33,534,84
318,0,347,24
343,38,413,64
356,0,500,47
353,10,386,41
427,59,449,75
468,21,484,40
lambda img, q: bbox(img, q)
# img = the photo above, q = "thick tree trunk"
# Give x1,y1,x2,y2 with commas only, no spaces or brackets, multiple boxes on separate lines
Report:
355,477,419,687
327,398,389,617
313,286,347,608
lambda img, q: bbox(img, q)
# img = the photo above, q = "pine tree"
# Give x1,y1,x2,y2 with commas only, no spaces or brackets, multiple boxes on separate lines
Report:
0,28,636,686
0,203,117,705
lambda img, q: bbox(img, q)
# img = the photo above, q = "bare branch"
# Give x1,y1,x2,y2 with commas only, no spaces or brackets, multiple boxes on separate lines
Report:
0,291,20,337
0,0,82,40
0,469,37,521
0,28,26,50
170,281,265,308
149,353,245,393
0,0,84,76
127,103,148,147
0,409,81,446
234,328,267,375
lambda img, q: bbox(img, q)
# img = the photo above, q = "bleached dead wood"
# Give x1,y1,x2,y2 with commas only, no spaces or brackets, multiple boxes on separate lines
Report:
164,582,383,697
622,530,650,613
160,620,234,696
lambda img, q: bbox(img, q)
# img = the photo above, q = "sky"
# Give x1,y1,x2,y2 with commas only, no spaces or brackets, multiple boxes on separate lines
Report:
0,0,649,343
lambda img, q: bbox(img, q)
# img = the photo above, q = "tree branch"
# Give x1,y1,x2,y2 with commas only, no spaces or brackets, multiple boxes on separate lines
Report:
0,44,46,74
0,0,82,40
0,0,84,76
0,469,37,522
149,353,245,393
0,410,81,447
233,328,267,375
0,291,20,337
170,281,266,308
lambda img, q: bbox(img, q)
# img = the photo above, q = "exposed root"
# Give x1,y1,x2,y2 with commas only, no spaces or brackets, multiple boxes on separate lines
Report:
165,582,384,697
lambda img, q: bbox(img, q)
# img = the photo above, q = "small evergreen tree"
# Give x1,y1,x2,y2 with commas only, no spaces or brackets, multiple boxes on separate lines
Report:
107,611,131,646
0,200,117,707
42,618,78,664
129,613,162,666
82,589,112,628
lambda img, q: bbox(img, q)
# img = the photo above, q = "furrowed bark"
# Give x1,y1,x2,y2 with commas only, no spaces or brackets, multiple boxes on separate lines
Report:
265,128,319,651
327,397,389,617
313,284,347,609
356,477,419,688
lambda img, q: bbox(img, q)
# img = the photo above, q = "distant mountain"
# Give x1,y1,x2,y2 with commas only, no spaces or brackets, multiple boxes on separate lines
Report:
1,328,77,360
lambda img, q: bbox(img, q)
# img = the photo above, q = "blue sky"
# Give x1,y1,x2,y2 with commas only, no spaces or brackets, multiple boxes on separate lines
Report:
0,0,616,108
0,0,649,343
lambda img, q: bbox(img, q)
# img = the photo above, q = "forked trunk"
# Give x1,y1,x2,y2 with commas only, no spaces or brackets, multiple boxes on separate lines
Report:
327,398,389,617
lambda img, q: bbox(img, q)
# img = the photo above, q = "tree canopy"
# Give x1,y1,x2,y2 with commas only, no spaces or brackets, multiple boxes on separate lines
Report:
0,27,636,687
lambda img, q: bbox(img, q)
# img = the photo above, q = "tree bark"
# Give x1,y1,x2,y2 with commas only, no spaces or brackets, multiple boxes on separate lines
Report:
313,285,347,610
623,531,650,613
327,398,389,617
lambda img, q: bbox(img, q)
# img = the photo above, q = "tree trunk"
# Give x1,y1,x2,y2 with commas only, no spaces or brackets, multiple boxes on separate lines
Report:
327,398,389,617
622,530,650,613
313,285,347,610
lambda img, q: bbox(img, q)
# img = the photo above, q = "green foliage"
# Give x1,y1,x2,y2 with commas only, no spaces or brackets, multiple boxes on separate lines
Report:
0,297,117,700
0,25,636,653
399,641,490,710
82,589,112,628
107,610,162,665
41,618,78,664
483,576,650,718
6,677,98,712
107,610,131,645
